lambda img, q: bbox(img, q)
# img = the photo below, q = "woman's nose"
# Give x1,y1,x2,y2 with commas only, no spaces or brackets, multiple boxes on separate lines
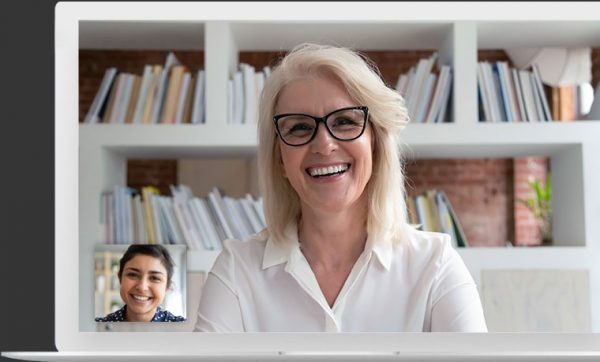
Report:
136,277,149,290
309,123,337,155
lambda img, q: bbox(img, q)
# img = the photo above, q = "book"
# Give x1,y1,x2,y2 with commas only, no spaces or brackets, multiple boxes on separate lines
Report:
181,73,196,124
395,73,409,95
498,61,522,122
132,194,146,244
435,69,452,123
415,73,437,123
435,191,458,248
477,62,493,122
150,52,181,124
132,65,154,124
184,199,210,250
413,194,428,231
194,197,224,249
439,191,468,247
241,63,257,123
425,65,451,123
103,72,125,123
406,195,418,225
531,63,552,122
124,74,141,124
174,71,191,124
207,188,235,240
407,53,437,120
84,67,117,123
518,70,539,122
141,65,163,123
115,74,135,124
190,69,206,124
222,196,245,240
160,64,187,124
495,61,513,122
232,70,244,124
141,186,160,244
240,198,263,234
512,68,528,122
426,190,442,232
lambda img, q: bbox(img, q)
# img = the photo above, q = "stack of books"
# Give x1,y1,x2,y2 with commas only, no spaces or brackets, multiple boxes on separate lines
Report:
101,184,265,251
395,52,453,123
406,189,468,248
83,52,206,125
228,63,272,124
477,61,552,122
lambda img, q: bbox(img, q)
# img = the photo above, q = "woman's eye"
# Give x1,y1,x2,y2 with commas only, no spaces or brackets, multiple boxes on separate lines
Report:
151,276,163,282
288,123,313,134
126,272,139,278
333,117,357,126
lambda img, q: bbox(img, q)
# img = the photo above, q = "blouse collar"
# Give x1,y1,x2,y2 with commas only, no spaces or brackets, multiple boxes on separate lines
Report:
261,220,392,271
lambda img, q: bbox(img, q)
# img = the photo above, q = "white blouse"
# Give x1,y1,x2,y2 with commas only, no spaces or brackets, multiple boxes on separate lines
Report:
195,222,487,332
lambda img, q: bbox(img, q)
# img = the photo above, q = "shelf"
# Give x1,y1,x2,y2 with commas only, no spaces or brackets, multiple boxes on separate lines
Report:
80,122,600,159
79,124,258,158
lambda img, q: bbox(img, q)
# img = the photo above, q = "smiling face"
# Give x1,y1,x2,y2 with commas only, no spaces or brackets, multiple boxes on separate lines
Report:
119,254,168,322
275,75,373,214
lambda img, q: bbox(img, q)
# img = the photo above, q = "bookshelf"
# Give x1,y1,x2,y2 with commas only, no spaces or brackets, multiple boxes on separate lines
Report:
78,13,600,332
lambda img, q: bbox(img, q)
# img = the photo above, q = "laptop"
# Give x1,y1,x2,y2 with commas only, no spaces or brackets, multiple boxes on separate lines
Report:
3,2,600,361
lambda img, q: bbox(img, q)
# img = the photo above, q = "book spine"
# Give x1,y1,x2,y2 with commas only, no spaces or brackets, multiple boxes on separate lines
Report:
84,67,117,124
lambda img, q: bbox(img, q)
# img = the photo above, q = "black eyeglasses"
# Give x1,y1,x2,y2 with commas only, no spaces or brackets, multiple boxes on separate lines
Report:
273,106,369,147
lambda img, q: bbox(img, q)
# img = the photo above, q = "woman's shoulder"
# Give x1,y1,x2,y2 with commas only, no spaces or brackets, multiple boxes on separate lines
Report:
402,227,452,252
221,229,269,255
94,306,126,322
391,227,456,266
152,307,185,322
212,229,270,272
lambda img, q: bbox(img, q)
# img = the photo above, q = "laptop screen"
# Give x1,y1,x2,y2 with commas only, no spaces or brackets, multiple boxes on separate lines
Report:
55,1,600,357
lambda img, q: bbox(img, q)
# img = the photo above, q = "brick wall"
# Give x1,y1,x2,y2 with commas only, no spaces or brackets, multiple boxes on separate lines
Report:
405,159,514,247
126,160,177,196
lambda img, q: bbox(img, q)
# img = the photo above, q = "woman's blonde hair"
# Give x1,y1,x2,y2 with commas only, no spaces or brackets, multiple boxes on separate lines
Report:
257,43,413,246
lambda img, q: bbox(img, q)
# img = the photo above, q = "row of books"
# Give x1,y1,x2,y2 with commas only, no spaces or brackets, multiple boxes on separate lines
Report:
101,185,266,251
406,189,468,247
84,52,206,125
477,61,552,123
395,52,453,124
227,63,272,124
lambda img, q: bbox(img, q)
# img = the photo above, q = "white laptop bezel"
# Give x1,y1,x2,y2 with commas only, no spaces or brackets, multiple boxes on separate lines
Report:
56,1,600,358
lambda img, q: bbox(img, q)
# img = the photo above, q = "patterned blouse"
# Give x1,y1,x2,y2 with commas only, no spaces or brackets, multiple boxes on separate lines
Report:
95,305,185,322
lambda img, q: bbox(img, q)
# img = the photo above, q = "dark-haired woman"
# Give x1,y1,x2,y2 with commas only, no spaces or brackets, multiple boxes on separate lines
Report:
95,244,185,322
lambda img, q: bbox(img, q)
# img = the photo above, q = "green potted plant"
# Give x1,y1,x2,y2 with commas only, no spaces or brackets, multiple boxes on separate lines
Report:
518,175,552,246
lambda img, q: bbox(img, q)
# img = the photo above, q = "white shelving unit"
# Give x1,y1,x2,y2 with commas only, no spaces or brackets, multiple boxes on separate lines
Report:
78,12,600,332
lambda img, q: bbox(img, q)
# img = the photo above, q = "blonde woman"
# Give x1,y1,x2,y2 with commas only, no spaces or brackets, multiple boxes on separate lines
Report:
195,43,487,332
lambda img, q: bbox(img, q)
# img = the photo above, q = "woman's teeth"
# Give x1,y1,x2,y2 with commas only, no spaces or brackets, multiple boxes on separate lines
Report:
132,295,151,301
308,164,349,177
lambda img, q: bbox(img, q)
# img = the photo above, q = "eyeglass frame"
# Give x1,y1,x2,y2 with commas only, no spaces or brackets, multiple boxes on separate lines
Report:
273,105,369,147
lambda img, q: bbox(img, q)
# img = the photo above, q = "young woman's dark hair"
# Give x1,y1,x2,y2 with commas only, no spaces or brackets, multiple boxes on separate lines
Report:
117,244,175,288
